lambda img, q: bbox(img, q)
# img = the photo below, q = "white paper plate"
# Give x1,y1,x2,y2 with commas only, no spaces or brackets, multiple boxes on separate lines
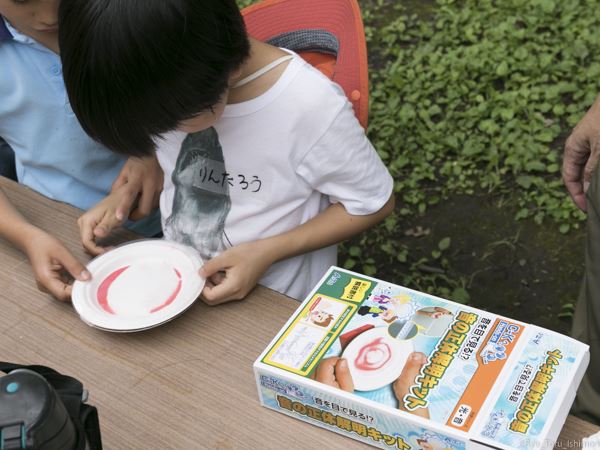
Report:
72,239,204,332
342,327,413,391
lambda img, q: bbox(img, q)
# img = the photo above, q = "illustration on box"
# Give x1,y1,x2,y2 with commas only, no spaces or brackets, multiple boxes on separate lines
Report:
264,276,505,424
260,268,584,449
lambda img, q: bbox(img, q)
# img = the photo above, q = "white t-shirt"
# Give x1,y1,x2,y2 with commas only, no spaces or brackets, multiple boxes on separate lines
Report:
156,52,393,300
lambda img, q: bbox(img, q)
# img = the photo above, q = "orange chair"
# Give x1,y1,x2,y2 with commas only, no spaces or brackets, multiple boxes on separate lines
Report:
242,0,369,129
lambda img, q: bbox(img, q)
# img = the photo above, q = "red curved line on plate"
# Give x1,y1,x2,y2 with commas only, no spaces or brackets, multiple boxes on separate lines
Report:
97,266,130,315
149,268,182,314
354,337,392,371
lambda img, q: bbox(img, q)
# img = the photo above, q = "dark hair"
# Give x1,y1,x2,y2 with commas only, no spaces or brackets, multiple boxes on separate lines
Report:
313,313,334,327
59,0,250,156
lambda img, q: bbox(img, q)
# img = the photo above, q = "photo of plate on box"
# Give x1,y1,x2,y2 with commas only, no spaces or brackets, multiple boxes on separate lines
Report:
341,326,413,391
72,239,204,332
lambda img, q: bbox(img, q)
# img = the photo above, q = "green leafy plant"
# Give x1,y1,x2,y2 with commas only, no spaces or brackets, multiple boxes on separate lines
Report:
238,0,590,317
368,0,596,230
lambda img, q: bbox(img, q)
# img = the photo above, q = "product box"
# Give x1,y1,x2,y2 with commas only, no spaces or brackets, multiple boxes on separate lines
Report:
254,267,589,449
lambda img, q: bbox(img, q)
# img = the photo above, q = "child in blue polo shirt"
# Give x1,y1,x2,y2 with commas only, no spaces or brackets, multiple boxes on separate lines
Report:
0,0,162,301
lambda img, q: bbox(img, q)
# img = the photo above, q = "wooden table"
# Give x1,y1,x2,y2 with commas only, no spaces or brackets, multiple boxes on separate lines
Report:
0,176,597,449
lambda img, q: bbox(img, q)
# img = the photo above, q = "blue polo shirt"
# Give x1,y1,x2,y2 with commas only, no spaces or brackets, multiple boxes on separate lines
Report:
0,18,160,236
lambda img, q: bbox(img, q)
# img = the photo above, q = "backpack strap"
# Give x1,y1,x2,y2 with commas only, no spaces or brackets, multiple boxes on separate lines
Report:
232,55,294,88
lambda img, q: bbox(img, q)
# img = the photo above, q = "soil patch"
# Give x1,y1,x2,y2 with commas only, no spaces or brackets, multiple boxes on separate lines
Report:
350,193,585,335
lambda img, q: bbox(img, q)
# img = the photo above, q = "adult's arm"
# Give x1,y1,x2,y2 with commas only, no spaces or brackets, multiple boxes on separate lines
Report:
563,94,600,211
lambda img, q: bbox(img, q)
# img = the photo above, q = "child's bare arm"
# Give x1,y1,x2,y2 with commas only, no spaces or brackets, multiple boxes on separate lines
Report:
199,193,395,304
0,190,90,301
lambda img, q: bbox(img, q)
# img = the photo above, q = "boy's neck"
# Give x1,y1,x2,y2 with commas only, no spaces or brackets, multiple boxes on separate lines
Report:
35,32,59,54
3,18,59,53
227,38,291,105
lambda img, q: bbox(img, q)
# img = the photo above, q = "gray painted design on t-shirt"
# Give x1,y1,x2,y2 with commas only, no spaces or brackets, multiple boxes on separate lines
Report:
164,127,231,259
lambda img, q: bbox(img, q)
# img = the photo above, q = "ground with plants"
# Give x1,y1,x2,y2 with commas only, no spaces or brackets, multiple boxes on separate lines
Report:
239,0,600,334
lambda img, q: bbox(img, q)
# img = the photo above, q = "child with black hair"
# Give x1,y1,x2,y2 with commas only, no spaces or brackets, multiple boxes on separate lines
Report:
59,0,395,303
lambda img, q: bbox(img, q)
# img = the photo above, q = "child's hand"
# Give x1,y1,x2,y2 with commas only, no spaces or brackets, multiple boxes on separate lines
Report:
78,186,131,255
393,352,430,419
111,155,163,221
23,229,90,301
198,240,276,305
315,352,430,418
313,357,354,392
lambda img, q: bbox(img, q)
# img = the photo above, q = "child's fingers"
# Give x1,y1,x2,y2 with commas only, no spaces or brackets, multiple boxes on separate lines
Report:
334,358,354,392
209,271,226,285
92,226,109,238
78,216,106,255
129,184,162,221
200,276,245,305
40,250,89,302
199,254,229,279
200,283,233,305
114,188,139,222
133,180,157,219
313,357,338,385
394,352,430,418
37,271,72,303
94,209,125,237
81,229,107,255
110,172,128,192
395,352,427,396
41,276,73,302
54,246,91,282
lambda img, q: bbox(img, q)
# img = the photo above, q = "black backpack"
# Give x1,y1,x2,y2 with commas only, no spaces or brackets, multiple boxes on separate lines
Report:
0,363,102,450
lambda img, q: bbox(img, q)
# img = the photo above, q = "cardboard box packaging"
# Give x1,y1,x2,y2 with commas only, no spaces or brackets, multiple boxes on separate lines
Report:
254,267,589,449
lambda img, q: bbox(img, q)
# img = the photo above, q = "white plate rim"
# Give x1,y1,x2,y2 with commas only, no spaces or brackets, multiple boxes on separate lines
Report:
72,239,204,332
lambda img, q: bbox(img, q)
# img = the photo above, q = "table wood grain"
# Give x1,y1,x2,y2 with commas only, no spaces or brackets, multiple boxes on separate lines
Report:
0,177,597,449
